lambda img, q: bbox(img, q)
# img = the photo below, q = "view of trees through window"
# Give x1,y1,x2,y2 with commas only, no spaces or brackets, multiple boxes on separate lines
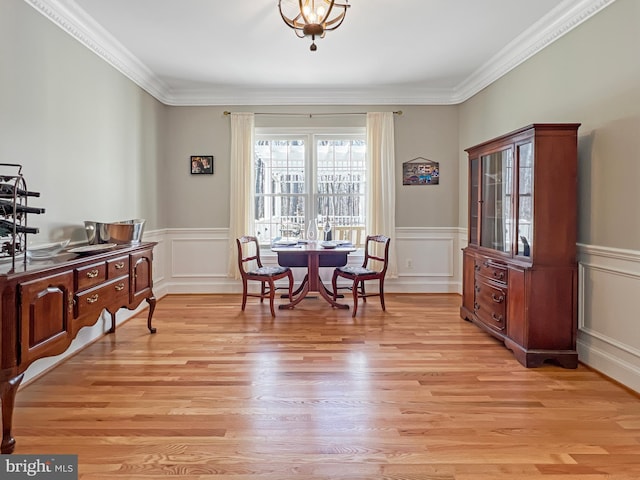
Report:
254,133,366,245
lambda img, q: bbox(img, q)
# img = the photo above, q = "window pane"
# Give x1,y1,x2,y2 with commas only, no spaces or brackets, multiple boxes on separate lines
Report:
254,139,305,244
317,139,366,244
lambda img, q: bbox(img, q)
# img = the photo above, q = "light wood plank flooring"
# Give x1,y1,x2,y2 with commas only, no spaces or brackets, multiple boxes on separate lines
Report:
14,294,640,479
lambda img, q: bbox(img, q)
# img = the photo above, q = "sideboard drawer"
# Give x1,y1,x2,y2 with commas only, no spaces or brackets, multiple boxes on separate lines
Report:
107,256,129,278
74,275,129,319
75,262,107,290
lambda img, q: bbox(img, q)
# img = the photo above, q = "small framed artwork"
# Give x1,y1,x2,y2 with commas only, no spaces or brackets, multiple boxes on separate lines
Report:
190,155,214,175
402,157,439,185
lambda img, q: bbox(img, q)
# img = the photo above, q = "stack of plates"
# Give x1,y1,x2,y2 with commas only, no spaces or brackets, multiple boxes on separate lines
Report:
26,239,70,260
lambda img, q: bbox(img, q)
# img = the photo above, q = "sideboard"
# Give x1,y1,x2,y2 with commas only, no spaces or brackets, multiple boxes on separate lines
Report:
0,242,157,453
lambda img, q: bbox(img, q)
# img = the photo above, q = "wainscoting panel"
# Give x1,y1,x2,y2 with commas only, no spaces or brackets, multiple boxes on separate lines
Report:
392,227,463,293
156,227,464,295
163,228,234,293
577,244,640,393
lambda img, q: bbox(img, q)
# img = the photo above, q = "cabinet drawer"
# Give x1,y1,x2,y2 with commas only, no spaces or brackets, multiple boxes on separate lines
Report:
108,256,129,278
75,276,129,318
474,257,507,284
474,280,506,332
75,262,107,290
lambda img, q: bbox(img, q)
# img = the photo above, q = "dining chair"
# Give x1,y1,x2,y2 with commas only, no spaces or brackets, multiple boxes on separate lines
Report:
331,234,390,317
236,236,294,317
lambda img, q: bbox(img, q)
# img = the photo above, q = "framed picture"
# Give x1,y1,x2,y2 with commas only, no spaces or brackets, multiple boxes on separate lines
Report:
190,155,214,175
402,157,439,185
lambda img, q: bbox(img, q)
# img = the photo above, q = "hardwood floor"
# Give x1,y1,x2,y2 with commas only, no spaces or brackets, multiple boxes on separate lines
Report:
14,294,640,479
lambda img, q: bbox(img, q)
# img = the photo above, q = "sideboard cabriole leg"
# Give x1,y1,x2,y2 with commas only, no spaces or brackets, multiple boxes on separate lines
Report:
108,311,117,333
1,373,24,454
146,296,157,333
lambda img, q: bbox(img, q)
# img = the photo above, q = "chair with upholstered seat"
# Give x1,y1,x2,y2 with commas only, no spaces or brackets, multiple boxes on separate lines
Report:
331,234,390,317
236,236,293,317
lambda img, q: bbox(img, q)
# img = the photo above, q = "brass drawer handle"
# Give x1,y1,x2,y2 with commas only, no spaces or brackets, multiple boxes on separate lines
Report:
491,293,505,303
86,294,99,304
115,283,125,292
493,271,505,280
474,302,480,312
115,262,125,270
86,269,99,279
491,312,503,322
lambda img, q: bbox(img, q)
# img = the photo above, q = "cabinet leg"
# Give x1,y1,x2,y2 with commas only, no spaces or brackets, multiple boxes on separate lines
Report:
1,373,24,454
146,296,157,333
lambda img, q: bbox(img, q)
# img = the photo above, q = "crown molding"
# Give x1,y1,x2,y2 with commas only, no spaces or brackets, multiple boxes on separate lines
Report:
453,0,617,104
161,86,458,107
25,0,617,106
24,0,173,103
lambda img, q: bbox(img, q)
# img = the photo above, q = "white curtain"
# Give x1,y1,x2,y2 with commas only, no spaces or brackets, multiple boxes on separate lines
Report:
227,113,255,279
366,112,398,278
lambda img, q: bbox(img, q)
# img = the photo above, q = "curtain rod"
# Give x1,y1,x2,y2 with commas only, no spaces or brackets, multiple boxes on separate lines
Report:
223,110,402,117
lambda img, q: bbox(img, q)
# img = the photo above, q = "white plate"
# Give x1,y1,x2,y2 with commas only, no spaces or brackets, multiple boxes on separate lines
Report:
273,239,298,246
68,243,118,255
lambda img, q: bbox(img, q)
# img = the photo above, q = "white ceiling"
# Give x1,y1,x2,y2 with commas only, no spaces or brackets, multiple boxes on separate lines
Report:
27,0,614,105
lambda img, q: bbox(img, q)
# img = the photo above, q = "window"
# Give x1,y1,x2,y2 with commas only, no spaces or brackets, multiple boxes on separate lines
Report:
254,128,366,246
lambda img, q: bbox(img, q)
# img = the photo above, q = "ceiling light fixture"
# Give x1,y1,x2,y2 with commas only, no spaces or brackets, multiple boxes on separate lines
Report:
278,0,350,51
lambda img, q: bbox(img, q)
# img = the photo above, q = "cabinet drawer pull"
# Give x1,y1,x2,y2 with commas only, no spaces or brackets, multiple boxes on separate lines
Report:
491,293,505,303
493,271,505,280
475,285,481,293
491,312,503,322
115,283,125,292
474,302,480,312
474,264,481,271
114,262,125,270
86,269,99,279
86,294,99,304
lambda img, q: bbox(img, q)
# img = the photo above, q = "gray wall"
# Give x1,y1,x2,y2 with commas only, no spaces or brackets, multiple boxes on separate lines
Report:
162,104,460,229
0,0,165,244
459,0,640,250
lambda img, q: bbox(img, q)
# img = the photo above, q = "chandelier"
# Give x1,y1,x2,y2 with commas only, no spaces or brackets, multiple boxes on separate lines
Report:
278,0,351,51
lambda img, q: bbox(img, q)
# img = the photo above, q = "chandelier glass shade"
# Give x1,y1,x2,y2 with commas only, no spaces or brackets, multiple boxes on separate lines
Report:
278,0,350,51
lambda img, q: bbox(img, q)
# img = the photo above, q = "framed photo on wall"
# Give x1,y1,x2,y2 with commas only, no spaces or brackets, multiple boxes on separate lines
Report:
191,155,214,174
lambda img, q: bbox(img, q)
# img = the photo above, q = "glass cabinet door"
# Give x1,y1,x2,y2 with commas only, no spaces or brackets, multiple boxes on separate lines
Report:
469,157,479,246
480,148,512,253
516,141,533,257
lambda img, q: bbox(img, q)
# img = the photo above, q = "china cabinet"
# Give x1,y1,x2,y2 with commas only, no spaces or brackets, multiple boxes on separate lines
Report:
460,124,580,368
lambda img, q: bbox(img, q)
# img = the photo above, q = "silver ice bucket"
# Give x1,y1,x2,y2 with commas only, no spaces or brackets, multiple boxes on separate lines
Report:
84,219,145,245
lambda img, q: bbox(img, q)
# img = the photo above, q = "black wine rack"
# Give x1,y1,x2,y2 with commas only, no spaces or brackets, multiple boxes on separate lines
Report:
0,163,44,269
